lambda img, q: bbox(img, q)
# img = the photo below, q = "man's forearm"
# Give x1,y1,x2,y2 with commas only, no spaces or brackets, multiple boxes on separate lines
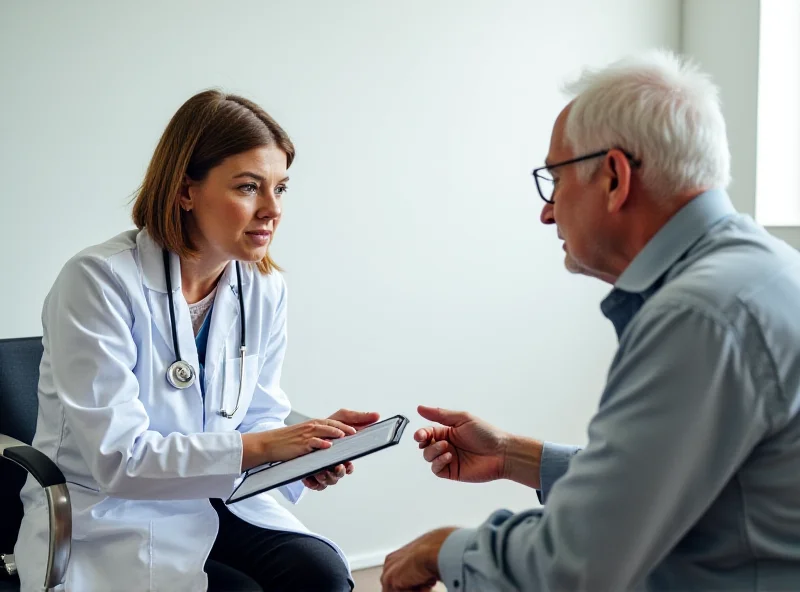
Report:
502,435,544,489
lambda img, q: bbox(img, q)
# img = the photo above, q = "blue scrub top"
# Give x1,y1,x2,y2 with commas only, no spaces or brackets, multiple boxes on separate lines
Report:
195,305,213,399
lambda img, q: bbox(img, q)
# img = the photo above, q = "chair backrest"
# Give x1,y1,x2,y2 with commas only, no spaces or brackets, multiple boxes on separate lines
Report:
0,336,44,553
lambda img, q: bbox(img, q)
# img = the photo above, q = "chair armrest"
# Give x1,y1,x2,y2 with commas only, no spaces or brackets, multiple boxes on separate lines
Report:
0,434,71,591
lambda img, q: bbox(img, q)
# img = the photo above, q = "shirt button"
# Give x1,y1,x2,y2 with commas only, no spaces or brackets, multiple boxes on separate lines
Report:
453,580,460,588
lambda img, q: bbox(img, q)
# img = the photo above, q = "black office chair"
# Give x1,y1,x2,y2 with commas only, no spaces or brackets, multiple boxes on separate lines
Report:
0,336,309,592
0,337,70,592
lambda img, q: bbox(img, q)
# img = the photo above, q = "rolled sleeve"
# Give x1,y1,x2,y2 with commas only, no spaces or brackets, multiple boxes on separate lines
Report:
438,527,476,590
537,442,582,504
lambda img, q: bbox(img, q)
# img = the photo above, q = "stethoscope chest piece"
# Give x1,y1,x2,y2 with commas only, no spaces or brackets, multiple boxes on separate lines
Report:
166,359,195,389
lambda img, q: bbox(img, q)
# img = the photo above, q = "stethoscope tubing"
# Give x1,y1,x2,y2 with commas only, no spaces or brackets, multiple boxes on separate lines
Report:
162,249,247,418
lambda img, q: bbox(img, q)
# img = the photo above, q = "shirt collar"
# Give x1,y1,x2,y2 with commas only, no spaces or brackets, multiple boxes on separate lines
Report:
614,188,737,294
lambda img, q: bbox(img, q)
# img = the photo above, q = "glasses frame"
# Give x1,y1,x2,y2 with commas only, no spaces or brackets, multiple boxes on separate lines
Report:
532,149,642,204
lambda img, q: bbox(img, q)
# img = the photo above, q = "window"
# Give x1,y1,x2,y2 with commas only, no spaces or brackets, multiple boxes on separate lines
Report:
755,0,800,226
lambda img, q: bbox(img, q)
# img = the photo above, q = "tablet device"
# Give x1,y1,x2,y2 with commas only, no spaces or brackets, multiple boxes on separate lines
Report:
226,414,409,504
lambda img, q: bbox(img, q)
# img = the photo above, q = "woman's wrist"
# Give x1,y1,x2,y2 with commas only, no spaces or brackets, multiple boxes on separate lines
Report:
241,432,269,471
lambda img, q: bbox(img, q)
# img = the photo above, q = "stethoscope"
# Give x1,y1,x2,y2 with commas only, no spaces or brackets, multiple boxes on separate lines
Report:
162,249,247,419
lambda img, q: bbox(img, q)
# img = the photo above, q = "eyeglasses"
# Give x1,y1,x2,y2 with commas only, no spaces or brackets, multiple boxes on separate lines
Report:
532,149,642,204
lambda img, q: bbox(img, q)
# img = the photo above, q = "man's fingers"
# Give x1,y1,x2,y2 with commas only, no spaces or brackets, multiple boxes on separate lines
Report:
431,452,453,476
414,428,430,443
380,553,436,591
414,427,445,444
414,426,449,448
422,441,449,463
417,405,469,427
414,428,433,449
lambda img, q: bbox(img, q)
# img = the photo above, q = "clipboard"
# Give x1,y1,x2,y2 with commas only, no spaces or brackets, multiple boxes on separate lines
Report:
226,414,409,504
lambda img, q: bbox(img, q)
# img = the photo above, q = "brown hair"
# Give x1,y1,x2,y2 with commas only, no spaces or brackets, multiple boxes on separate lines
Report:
131,89,295,274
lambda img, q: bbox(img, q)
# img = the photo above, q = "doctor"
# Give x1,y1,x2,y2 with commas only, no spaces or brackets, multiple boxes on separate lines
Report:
16,89,377,592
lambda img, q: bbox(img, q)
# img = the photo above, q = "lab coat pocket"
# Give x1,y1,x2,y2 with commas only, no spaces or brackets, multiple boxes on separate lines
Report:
150,503,218,592
219,353,261,425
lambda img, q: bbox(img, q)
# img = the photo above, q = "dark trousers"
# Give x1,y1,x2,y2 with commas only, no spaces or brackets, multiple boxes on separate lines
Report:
206,498,353,592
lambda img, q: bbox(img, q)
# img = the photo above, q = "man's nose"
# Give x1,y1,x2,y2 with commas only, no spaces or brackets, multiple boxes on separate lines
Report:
540,202,555,225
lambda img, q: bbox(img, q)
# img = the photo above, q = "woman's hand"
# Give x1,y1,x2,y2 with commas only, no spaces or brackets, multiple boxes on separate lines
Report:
302,408,380,491
241,419,356,471
302,461,354,491
327,408,380,431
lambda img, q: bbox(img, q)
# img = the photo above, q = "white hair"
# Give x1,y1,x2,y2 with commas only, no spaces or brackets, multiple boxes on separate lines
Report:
563,49,731,197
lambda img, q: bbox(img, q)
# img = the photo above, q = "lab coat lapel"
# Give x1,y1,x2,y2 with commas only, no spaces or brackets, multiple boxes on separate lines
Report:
148,290,181,359
136,231,202,397
147,288,202,400
148,257,190,364
203,262,241,396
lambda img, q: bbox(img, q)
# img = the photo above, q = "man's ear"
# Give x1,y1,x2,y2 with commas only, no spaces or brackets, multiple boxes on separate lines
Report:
178,175,194,212
603,150,632,214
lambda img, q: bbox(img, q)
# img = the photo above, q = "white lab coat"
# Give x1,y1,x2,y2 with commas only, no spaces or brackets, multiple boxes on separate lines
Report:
15,229,347,591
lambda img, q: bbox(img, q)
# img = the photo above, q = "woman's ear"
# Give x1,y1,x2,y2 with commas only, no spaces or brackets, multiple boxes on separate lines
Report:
178,175,194,212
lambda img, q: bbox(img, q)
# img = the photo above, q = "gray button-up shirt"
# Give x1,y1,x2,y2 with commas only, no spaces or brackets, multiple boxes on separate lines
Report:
439,189,800,591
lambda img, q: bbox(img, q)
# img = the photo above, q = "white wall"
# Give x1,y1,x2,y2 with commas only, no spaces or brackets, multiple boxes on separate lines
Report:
0,0,680,568
682,0,800,248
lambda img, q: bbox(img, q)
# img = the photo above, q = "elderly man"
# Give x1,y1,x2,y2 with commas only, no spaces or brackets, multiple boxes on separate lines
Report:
381,49,800,591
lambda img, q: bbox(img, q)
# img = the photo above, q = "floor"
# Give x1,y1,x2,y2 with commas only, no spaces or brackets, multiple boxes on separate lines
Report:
352,566,447,591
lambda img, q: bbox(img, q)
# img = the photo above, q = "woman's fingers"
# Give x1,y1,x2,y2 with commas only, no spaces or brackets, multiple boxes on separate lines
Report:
309,423,346,440
311,465,347,486
322,419,357,436
302,475,325,490
329,409,380,429
308,437,334,451
304,464,351,491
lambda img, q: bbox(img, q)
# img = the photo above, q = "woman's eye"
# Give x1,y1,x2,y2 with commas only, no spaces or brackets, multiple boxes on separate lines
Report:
238,183,258,194
276,185,288,195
